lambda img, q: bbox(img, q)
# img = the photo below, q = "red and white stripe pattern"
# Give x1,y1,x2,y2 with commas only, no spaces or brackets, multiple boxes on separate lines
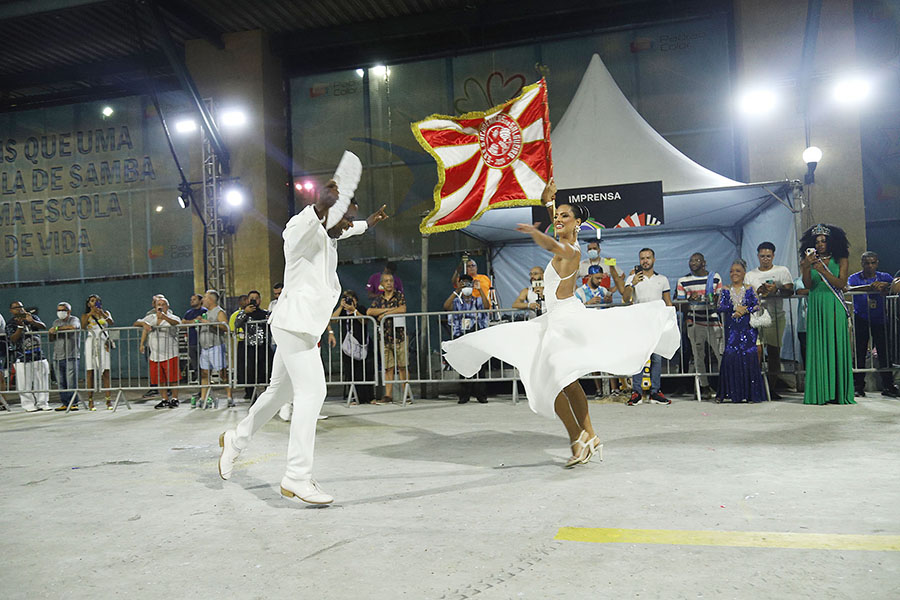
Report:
413,79,553,234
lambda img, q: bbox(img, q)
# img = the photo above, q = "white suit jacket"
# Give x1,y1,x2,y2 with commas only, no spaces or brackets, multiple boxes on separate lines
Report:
269,205,367,336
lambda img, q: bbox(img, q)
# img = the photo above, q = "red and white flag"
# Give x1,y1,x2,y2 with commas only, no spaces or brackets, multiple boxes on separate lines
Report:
412,79,553,234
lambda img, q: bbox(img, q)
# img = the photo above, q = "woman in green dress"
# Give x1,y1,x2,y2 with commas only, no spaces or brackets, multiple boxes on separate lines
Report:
800,223,854,405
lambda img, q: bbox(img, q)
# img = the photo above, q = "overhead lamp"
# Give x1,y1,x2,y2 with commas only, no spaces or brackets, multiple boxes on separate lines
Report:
803,146,822,184
155,205,164,213
372,65,390,79
736,88,777,117
356,68,365,78
303,181,315,191
101,106,114,117
220,109,247,128
832,75,872,105
175,118,197,134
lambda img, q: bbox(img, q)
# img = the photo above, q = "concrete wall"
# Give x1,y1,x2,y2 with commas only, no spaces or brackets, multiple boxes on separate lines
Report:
734,0,866,251
185,30,289,306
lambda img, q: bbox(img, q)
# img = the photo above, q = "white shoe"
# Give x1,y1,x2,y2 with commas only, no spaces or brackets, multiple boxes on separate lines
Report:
278,403,292,421
218,430,241,480
280,477,333,505
317,414,328,420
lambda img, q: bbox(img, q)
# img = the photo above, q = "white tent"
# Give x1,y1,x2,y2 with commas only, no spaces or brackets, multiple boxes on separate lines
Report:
463,54,800,317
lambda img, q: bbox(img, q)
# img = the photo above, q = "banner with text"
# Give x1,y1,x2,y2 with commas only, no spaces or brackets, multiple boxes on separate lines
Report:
531,180,664,234
1,93,194,284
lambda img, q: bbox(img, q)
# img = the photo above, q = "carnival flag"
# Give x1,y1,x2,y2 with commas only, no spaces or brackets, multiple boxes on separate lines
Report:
412,79,553,234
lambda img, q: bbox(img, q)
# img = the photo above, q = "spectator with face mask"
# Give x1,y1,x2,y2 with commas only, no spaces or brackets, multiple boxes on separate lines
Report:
49,302,81,411
451,257,492,309
447,274,489,404
7,301,50,412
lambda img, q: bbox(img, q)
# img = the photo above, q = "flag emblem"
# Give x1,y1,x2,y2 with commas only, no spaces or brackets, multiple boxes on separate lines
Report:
412,79,552,234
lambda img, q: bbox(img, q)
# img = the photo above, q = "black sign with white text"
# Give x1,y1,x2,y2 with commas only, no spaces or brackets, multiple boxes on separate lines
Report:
532,180,664,231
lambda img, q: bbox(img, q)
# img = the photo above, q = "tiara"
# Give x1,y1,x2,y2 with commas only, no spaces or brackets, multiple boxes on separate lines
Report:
811,224,831,236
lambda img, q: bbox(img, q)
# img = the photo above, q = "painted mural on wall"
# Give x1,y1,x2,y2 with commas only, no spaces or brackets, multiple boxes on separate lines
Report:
0,92,193,284
289,14,733,258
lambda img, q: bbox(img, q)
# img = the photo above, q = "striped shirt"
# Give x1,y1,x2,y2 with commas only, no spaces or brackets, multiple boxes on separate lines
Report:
676,272,722,325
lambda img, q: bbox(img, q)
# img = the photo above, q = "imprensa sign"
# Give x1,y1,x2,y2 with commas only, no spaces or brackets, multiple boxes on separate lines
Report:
1,94,193,284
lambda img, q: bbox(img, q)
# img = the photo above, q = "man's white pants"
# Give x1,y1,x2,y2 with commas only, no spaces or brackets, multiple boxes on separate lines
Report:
16,359,51,411
233,326,325,482
687,323,723,387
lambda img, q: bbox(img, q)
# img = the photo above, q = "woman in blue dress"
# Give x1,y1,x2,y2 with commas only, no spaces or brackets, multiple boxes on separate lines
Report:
717,259,767,403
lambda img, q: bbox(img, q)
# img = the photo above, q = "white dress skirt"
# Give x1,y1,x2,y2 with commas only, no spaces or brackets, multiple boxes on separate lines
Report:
442,261,680,419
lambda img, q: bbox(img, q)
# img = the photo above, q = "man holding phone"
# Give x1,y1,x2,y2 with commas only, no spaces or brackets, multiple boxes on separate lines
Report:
623,248,673,405
745,242,794,398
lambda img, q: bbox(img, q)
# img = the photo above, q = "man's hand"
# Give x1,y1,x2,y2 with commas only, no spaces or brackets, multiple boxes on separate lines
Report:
243,304,255,314
24,312,34,323
633,271,645,284
366,204,389,228
528,302,540,311
586,296,604,305
139,343,146,354
872,281,890,293
328,331,337,348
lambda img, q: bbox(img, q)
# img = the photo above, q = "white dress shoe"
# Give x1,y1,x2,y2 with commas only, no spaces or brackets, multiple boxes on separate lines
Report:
316,414,328,420
278,402,292,422
280,477,333,505
218,430,241,480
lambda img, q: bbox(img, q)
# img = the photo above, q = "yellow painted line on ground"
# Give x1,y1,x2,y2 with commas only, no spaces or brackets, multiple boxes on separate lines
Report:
555,527,900,551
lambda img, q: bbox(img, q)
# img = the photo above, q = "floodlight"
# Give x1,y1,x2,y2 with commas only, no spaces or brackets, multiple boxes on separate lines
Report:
175,119,197,133
101,106,114,117
356,69,365,78
224,186,245,206
832,76,872,105
736,88,777,117
177,194,189,209
372,65,390,79
220,109,247,128
303,181,315,191
155,205,164,213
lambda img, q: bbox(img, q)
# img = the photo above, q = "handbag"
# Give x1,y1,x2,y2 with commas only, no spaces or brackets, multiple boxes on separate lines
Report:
749,307,772,329
341,331,368,361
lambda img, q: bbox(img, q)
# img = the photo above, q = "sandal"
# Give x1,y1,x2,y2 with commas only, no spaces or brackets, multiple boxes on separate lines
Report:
375,396,393,405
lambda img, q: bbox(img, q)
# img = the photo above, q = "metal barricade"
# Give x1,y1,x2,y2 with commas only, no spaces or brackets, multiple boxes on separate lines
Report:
319,314,381,406
231,317,274,405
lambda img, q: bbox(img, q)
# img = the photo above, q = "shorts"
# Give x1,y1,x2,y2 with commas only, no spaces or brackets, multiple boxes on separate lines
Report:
84,336,111,372
757,311,787,347
383,339,408,370
150,356,180,386
199,344,227,371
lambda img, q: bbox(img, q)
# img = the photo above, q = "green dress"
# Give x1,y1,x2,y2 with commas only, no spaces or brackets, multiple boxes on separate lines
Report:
804,258,855,405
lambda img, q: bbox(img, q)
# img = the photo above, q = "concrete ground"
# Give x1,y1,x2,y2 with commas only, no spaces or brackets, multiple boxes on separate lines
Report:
2,391,899,600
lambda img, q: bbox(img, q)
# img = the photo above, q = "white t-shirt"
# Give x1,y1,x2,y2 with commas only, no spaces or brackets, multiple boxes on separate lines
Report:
141,312,182,361
625,272,670,304
745,266,793,316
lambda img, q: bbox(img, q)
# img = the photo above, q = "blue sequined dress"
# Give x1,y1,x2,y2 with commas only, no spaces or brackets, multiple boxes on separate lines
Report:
717,286,766,403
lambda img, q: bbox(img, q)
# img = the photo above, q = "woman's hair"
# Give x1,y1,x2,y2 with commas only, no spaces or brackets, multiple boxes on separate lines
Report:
799,223,850,259
84,294,101,314
342,289,359,303
558,203,589,223
731,258,747,272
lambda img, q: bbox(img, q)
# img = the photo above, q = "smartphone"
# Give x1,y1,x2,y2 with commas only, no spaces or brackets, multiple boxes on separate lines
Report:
806,248,816,256
634,265,642,276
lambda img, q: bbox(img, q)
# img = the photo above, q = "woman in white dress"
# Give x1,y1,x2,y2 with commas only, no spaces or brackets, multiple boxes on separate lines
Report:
442,180,679,467
81,294,114,410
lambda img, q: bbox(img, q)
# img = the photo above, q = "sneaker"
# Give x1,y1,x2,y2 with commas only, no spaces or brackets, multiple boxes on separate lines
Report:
627,392,643,406
142,389,159,399
154,399,170,409
855,389,866,398
204,398,214,409
477,397,488,404
189,396,198,408
457,397,470,404
227,398,236,408
168,399,179,408
881,386,899,398
650,392,671,405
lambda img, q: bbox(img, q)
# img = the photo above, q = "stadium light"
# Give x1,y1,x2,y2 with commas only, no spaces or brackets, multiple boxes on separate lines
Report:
803,146,822,184
832,75,872,105
101,106,114,117
736,88,778,117
175,118,198,134
155,205,164,213
224,185,245,206
356,69,365,78
372,65,390,79
303,181,315,191
220,109,247,128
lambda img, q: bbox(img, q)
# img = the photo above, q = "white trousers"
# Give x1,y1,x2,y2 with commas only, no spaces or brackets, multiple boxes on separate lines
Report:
234,327,325,482
16,359,51,410
687,323,723,387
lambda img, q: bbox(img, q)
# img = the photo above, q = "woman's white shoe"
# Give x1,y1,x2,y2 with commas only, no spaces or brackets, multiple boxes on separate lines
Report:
564,431,592,468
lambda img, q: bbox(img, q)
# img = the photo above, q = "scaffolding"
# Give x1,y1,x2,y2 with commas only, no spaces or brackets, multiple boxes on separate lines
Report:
201,98,229,298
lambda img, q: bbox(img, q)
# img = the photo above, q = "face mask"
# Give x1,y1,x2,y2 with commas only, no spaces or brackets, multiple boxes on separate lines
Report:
587,249,599,260
461,287,474,296
57,310,68,319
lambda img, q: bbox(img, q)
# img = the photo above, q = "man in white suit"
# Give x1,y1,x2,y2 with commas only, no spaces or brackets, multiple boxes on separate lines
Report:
218,172,387,505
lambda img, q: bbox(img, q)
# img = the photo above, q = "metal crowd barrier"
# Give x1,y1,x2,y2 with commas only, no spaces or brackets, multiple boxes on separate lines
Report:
1,293,897,414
